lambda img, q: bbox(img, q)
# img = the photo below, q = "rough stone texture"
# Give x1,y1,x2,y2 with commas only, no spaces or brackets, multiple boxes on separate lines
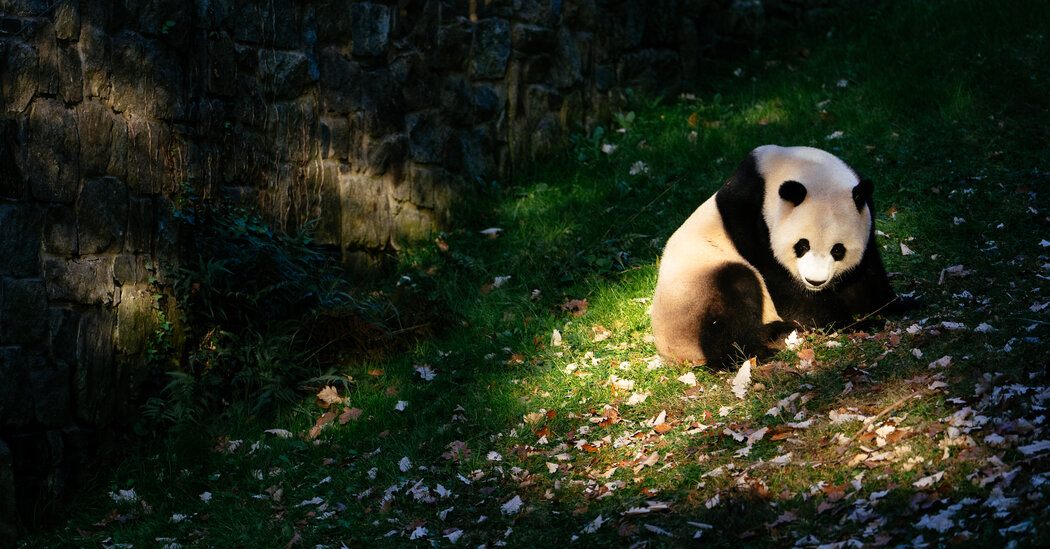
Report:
0,0,810,536
0,441,16,544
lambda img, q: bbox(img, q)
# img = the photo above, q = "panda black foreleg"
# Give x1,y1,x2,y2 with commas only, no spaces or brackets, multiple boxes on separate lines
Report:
698,264,774,370
762,320,798,349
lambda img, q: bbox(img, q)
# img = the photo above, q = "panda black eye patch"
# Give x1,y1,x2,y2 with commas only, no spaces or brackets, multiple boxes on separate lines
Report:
794,239,810,257
831,243,846,261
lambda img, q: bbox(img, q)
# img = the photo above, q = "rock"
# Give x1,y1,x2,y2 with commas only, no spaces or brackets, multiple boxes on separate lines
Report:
618,48,681,93
460,127,497,179
679,17,703,82
0,203,43,277
512,23,556,54
258,50,316,100
394,164,439,211
126,196,154,253
551,27,585,88
1,40,39,114
320,115,349,161
47,307,80,371
471,18,512,79
306,161,343,245
27,355,70,427
319,47,362,112
1,278,47,345
77,177,128,255
515,0,560,26
391,203,437,249
207,32,237,97
642,0,682,48
0,348,33,427
43,256,116,305
0,118,24,200
0,441,17,544
109,31,185,120
265,100,318,164
407,112,448,165
42,205,77,256
115,285,156,357
359,69,405,138
351,2,392,58
76,100,117,178
594,63,616,92
339,172,392,250
473,83,504,120
74,308,117,426
25,99,79,203
529,113,564,161
78,9,110,100
124,117,169,195
366,133,408,177
430,17,472,69
391,53,439,111
442,75,475,127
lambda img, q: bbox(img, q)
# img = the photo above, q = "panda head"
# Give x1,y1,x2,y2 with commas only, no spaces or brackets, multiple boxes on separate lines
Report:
756,145,873,291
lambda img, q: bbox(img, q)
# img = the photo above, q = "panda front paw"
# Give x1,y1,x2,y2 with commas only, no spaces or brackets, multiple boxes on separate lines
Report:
885,294,922,316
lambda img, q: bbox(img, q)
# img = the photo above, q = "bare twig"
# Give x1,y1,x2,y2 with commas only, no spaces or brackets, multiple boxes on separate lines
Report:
840,388,929,449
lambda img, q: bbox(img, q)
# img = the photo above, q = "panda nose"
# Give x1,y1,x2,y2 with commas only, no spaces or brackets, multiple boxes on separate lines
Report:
805,278,827,288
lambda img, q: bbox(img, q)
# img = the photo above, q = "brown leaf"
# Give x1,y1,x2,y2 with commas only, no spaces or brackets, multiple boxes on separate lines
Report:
822,483,846,502
653,423,673,434
316,385,343,408
368,368,384,376
816,501,836,514
339,407,363,424
591,325,612,342
765,510,798,529
309,411,338,439
560,298,589,317
443,440,470,462
797,348,816,362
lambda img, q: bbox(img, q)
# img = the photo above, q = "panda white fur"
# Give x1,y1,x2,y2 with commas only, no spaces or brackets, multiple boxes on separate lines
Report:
651,145,904,368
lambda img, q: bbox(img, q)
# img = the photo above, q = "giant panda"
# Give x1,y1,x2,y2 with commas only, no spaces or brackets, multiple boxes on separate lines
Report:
651,145,905,368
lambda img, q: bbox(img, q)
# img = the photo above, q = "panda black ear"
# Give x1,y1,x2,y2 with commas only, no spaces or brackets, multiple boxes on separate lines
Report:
778,180,807,206
852,179,874,211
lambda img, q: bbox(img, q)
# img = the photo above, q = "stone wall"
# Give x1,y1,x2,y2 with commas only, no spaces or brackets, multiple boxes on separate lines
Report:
0,0,823,535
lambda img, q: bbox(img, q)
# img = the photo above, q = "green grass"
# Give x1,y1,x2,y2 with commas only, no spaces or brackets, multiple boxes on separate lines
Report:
20,0,1050,546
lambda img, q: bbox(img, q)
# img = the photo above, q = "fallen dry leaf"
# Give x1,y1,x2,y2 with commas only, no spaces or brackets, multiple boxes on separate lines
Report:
797,348,816,369
339,407,363,424
561,298,589,317
308,411,337,440
731,358,754,399
316,385,343,408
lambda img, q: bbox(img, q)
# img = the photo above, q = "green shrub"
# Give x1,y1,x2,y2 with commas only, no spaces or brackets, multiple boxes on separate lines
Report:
141,187,391,430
